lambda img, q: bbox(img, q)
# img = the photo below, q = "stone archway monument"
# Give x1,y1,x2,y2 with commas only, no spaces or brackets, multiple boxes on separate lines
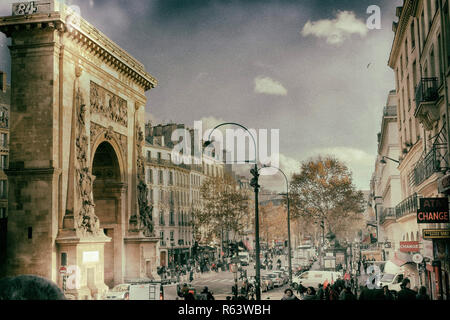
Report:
0,0,159,299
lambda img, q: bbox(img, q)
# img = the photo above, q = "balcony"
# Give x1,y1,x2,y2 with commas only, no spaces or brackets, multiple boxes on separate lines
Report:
413,146,448,187
380,207,396,224
383,106,397,117
160,240,166,247
414,78,440,130
146,157,191,170
395,193,419,220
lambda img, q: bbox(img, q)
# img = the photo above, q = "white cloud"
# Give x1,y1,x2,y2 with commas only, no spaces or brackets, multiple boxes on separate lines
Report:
254,76,287,96
301,11,368,45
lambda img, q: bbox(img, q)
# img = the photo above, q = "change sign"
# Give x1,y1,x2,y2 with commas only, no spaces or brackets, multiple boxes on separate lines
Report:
417,198,449,224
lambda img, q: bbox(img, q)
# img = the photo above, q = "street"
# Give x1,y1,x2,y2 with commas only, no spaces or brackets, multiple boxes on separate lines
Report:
164,257,291,300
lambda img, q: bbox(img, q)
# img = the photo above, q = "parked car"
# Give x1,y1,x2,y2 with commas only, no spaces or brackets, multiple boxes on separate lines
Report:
261,275,274,291
272,270,288,285
267,273,284,287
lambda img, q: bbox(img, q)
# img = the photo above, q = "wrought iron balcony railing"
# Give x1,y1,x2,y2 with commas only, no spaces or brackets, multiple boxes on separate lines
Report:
160,240,166,247
380,207,396,224
415,77,439,104
395,193,419,219
413,145,448,186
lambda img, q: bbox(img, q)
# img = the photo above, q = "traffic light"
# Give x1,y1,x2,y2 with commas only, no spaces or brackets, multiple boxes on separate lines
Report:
250,167,260,190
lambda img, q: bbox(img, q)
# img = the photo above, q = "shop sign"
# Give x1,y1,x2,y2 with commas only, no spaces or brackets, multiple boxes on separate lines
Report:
422,229,450,239
417,198,449,223
399,241,420,253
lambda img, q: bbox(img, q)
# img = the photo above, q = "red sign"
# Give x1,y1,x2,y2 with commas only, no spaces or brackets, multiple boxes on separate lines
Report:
399,241,420,253
59,266,67,274
417,198,449,223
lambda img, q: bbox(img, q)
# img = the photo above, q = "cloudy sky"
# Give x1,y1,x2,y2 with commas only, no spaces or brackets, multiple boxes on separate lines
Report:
0,0,403,191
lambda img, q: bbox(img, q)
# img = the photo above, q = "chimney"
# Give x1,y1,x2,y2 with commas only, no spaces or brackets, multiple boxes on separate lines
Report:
0,72,6,93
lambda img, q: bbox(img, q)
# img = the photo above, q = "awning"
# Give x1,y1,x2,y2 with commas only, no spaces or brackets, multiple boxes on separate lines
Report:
392,251,413,267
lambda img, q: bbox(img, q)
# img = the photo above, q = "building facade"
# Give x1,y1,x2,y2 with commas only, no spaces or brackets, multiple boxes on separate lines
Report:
0,71,9,270
145,123,226,267
387,0,450,299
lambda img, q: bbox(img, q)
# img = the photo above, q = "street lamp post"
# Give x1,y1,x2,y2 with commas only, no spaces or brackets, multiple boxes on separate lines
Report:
203,122,262,300
260,165,293,285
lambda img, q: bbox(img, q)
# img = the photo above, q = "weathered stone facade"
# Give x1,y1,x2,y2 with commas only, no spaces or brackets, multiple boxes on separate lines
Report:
0,0,159,299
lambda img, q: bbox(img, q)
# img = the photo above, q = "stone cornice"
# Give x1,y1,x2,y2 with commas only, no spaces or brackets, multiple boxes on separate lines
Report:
0,12,157,92
388,0,418,69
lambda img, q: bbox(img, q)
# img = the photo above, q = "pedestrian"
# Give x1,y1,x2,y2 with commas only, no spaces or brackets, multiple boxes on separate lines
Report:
0,275,66,300
329,284,340,300
281,288,299,300
416,286,430,300
382,285,395,300
397,278,416,301
200,286,215,300
339,286,355,300
316,283,325,300
189,269,194,282
302,287,317,300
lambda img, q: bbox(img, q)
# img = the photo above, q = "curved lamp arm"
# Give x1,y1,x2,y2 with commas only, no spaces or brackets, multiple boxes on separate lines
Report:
204,122,258,163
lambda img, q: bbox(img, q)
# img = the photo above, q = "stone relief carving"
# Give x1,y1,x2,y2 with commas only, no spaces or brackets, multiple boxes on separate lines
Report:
135,124,154,237
90,81,128,127
90,122,128,162
75,88,101,236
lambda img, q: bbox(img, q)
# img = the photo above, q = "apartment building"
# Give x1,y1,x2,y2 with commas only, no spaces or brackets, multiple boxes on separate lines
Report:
145,123,226,267
388,0,450,299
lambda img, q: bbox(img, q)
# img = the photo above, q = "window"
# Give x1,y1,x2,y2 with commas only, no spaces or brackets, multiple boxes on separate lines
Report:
147,168,152,184
420,10,425,50
160,190,163,202
411,20,415,48
445,2,450,65
159,211,165,226
28,227,32,239
157,152,161,161
0,180,6,198
169,172,173,185
170,211,175,226
407,75,411,110
427,0,432,29
160,231,164,241
0,207,6,219
149,189,153,202
147,151,151,161
0,133,7,148
159,170,163,185
170,231,174,241
0,155,7,169
430,48,436,77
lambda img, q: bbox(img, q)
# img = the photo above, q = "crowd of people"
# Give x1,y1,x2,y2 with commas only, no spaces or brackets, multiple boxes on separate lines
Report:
281,277,431,301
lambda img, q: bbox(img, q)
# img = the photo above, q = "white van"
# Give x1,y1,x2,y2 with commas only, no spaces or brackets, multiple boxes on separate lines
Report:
292,271,341,289
238,251,250,266
378,261,406,292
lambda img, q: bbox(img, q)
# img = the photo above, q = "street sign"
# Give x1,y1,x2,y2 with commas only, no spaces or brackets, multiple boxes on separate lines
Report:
59,266,67,274
399,241,420,253
412,253,423,264
422,229,450,239
417,198,449,223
